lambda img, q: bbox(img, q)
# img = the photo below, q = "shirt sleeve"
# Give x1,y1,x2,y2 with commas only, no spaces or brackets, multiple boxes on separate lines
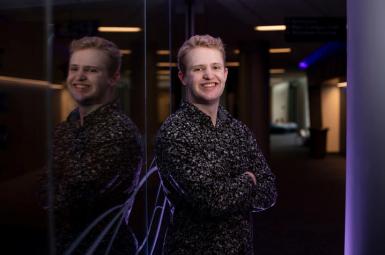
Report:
155,134,256,219
92,132,143,198
245,130,278,211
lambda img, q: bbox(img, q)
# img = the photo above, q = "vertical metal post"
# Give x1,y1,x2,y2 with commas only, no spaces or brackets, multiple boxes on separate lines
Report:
45,0,55,254
185,0,195,39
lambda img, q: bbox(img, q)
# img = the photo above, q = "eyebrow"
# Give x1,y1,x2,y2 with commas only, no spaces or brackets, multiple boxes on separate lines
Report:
191,64,206,68
69,64,101,69
191,62,223,66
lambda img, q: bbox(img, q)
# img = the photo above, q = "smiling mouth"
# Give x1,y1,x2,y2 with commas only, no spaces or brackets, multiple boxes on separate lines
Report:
201,82,218,88
72,83,90,89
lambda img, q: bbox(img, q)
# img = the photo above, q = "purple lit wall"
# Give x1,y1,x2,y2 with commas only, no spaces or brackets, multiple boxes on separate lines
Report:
346,0,385,254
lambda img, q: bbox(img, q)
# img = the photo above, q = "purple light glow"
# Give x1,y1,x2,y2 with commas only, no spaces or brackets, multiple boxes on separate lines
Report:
299,62,308,69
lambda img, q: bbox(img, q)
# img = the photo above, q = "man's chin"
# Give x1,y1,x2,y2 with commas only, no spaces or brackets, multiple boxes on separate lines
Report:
73,97,93,106
191,97,220,106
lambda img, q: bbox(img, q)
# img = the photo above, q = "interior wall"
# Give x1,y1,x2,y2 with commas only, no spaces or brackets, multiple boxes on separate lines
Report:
271,82,289,123
321,85,340,152
295,77,311,129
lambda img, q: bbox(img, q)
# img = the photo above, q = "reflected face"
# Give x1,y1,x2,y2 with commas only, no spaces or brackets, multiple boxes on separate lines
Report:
67,48,117,106
179,47,228,106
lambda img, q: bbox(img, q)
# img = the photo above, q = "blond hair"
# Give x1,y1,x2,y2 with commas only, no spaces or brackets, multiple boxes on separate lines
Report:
177,34,225,73
69,36,121,76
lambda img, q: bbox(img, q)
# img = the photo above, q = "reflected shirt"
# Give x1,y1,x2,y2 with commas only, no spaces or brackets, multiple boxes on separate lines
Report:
155,101,277,255
52,100,142,254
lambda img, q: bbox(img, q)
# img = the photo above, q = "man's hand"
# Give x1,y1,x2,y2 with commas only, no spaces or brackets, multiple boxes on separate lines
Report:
245,171,256,185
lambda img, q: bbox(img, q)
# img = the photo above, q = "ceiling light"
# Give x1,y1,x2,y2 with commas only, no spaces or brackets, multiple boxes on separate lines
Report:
157,75,170,81
337,82,347,88
157,70,171,75
255,25,286,31
269,68,285,74
157,50,170,55
120,49,132,55
157,62,177,67
299,62,308,69
98,26,141,32
269,48,291,54
226,62,240,67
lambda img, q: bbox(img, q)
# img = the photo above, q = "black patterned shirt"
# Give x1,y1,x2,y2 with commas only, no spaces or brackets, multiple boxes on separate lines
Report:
52,100,143,254
155,101,277,255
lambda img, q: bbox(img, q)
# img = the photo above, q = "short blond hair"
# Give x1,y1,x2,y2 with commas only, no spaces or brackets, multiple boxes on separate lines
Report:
177,34,226,73
69,36,121,76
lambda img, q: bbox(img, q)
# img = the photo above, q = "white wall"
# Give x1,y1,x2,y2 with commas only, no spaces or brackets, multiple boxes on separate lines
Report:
271,82,289,123
295,77,311,129
321,85,340,153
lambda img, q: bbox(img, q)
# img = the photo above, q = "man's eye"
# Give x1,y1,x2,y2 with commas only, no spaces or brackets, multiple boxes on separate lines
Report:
90,68,98,73
213,65,222,70
193,67,203,72
69,67,78,72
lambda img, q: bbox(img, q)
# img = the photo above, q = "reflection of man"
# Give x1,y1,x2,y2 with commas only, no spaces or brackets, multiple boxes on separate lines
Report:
155,35,277,254
52,36,142,254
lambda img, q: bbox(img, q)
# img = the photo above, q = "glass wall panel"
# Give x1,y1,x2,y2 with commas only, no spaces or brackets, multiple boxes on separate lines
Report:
0,2,50,254
49,1,150,254
143,1,174,254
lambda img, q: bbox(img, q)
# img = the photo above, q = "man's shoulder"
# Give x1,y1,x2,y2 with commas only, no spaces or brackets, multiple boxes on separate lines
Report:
53,119,72,134
157,109,190,141
107,110,138,129
222,113,255,141
221,110,248,131
161,108,189,129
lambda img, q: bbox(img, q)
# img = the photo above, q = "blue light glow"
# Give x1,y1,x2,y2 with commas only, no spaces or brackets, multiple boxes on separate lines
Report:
298,41,346,70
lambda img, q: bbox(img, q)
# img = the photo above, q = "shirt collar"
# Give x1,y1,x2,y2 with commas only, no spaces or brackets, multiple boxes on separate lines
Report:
67,100,120,126
180,100,229,127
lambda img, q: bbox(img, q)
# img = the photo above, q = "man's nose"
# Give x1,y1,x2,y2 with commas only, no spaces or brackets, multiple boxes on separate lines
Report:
76,70,86,81
203,68,214,79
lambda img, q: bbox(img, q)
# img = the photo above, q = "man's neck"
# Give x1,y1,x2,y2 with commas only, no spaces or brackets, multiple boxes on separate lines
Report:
78,104,104,126
189,101,219,126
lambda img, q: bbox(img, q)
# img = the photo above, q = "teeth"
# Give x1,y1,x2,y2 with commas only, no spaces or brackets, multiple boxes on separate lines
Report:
74,84,89,89
202,82,216,87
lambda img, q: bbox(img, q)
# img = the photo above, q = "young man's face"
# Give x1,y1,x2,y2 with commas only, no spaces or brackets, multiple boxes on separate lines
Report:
179,47,228,106
67,48,118,106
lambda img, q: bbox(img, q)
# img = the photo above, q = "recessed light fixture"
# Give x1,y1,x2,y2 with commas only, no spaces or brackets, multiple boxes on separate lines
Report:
157,70,171,75
255,25,286,31
157,75,170,81
337,82,347,88
269,48,291,54
226,62,240,67
98,26,141,32
120,49,132,55
156,50,170,55
157,62,177,67
269,68,285,74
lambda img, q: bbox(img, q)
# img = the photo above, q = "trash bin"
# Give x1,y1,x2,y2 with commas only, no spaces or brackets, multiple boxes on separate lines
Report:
309,127,329,158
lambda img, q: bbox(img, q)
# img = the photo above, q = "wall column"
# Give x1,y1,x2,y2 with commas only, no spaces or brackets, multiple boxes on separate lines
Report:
345,0,385,254
238,41,270,158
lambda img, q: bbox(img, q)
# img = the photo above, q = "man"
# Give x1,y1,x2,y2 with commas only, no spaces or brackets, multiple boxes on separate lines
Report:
155,35,277,254
51,36,142,254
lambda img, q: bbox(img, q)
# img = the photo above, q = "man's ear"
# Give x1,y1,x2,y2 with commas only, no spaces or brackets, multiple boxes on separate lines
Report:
109,71,121,87
178,71,187,86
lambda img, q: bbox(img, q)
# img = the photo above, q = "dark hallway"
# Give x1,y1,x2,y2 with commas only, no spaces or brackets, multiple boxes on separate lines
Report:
253,133,345,254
